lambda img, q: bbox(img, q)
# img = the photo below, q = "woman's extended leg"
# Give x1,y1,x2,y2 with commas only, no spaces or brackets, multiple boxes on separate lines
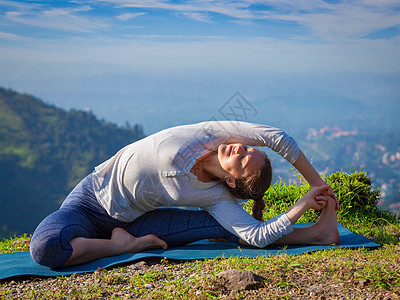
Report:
124,208,240,247
273,196,340,245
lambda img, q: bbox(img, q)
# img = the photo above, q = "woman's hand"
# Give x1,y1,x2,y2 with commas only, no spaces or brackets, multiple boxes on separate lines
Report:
310,179,339,211
301,185,332,211
285,185,332,225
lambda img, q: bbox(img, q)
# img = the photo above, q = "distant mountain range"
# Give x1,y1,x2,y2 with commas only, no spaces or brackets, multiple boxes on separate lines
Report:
0,87,144,238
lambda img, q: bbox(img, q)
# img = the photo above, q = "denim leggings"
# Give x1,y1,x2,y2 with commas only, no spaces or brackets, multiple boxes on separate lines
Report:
30,173,239,269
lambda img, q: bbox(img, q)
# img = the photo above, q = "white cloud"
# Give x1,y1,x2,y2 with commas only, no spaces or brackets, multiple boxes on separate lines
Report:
4,5,106,33
96,0,400,41
264,1,400,41
2,1,399,41
0,31,31,42
178,11,214,23
99,0,255,18
116,12,147,21
0,0,41,10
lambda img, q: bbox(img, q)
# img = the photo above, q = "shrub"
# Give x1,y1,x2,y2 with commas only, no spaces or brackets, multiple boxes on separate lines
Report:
325,171,395,223
244,171,397,225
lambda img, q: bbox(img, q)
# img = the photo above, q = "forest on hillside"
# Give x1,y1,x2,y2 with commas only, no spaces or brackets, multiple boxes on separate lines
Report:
0,88,144,238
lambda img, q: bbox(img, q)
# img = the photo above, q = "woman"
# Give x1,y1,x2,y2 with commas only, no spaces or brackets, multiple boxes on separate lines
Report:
30,121,339,269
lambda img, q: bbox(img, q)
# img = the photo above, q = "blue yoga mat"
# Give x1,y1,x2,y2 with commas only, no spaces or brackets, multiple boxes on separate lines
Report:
0,223,380,280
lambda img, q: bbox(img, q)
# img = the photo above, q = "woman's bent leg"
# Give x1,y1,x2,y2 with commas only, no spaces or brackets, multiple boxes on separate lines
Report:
65,228,167,266
31,206,168,268
30,209,97,269
30,173,123,268
125,208,240,246
31,175,239,268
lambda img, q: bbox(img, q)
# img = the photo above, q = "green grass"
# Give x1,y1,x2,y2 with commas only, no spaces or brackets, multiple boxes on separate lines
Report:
0,234,30,254
1,171,400,299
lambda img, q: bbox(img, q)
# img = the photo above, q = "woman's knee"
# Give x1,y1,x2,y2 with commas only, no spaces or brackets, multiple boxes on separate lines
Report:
30,228,73,269
30,212,94,269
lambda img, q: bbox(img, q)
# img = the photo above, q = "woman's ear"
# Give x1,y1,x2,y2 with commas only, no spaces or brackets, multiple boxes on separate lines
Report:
224,176,236,188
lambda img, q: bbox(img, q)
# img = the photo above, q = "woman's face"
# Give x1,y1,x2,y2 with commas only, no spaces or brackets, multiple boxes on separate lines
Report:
217,143,265,179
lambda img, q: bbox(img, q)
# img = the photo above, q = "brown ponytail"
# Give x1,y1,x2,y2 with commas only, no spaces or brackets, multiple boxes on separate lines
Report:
252,198,266,222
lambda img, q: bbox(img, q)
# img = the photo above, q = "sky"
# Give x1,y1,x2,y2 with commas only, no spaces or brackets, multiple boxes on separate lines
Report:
0,0,400,133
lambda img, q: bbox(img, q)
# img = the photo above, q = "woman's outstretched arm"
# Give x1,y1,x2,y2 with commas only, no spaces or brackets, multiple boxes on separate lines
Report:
285,185,331,224
205,185,335,248
293,150,339,210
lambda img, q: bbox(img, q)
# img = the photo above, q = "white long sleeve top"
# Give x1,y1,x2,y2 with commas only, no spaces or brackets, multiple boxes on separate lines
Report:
92,121,300,247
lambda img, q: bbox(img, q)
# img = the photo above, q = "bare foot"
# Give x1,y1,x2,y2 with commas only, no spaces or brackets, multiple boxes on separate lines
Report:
311,198,340,245
111,228,168,253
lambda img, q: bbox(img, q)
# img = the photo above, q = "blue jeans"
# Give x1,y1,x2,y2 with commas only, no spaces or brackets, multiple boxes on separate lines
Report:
30,173,239,269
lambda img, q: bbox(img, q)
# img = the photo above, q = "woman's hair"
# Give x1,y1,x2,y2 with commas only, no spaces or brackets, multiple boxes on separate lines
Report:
223,151,272,222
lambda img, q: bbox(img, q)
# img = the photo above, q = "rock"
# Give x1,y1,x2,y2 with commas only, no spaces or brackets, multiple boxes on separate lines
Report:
216,269,264,291
358,279,370,287
134,261,150,271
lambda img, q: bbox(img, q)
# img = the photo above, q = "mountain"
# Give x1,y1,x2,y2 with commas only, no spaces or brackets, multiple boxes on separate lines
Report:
0,88,144,238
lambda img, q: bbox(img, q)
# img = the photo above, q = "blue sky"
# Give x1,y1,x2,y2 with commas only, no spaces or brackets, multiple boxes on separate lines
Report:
1,0,400,133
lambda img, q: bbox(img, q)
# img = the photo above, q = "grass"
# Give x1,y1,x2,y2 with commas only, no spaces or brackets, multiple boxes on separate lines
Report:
1,171,400,299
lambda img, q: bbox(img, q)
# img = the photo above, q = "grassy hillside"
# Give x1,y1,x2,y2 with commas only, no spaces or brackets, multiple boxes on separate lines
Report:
0,171,399,299
0,87,144,238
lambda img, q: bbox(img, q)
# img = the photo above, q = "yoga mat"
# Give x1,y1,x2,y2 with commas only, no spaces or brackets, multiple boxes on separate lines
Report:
0,223,380,280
